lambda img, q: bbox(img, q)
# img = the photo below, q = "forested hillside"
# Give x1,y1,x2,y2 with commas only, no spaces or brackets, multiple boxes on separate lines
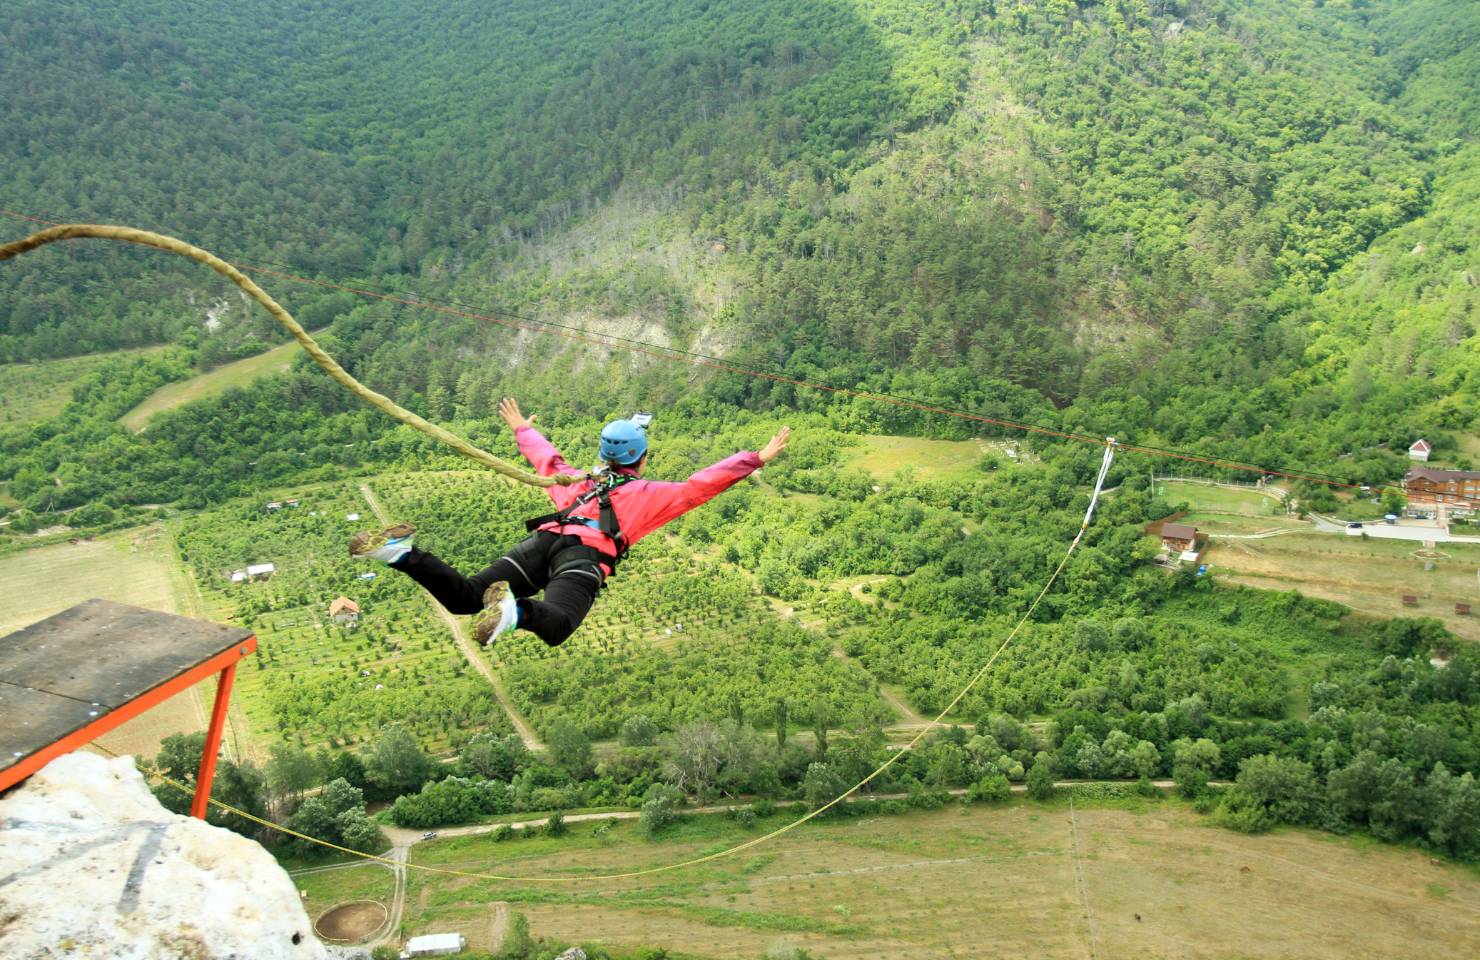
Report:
2,0,1476,511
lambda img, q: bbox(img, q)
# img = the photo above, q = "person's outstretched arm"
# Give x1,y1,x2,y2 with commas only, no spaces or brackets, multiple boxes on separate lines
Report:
624,427,790,542
500,398,586,512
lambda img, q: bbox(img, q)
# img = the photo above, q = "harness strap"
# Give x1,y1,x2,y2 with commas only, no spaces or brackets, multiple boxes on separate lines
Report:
524,473,635,569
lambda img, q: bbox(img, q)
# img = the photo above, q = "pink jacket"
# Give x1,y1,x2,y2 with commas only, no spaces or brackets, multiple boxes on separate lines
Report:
517,426,762,568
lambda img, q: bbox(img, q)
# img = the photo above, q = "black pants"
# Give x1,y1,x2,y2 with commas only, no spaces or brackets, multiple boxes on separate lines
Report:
391,531,606,646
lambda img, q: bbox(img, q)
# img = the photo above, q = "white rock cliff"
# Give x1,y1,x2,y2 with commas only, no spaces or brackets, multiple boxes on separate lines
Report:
0,752,326,959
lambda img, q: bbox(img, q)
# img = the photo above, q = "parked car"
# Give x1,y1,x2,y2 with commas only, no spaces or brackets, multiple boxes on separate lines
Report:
1346,522,1363,530
421,831,437,840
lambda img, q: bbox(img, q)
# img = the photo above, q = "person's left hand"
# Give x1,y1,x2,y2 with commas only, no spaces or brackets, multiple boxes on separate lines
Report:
499,397,536,431
759,426,791,464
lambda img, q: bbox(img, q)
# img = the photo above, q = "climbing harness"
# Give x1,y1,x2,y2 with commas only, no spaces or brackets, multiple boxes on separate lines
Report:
524,471,637,569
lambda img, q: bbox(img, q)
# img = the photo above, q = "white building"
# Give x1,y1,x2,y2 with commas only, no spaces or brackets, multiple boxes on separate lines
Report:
229,563,275,582
404,932,466,957
1409,438,1432,462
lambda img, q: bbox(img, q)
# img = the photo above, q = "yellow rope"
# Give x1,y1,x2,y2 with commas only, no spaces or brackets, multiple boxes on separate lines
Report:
0,224,576,488
117,442,1117,883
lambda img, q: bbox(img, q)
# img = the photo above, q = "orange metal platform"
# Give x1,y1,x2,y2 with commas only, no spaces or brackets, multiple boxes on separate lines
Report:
0,599,257,818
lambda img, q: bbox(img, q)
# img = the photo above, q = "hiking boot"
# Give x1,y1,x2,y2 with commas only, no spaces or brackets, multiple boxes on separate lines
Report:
348,523,415,564
472,581,520,645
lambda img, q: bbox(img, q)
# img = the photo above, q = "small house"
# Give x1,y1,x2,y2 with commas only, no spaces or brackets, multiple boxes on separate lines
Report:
1409,439,1432,462
265,501,283,511
404,932,466,957
229,570,246,583
346,512,361,522
1160,523,1199,555
285,498,301,508
328,596,361,626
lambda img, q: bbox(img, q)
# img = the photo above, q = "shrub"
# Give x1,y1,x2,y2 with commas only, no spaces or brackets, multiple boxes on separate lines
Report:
970,773,1013,803
640,784,683,837
620,714,660,747
1219,789,1274,833
1026,758,1056,801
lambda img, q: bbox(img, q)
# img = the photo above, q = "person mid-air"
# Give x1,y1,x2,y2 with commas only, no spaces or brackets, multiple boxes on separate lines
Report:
351,397,790,646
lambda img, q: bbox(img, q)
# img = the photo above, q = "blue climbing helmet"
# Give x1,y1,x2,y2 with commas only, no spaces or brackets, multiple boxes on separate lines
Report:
599,418,648,465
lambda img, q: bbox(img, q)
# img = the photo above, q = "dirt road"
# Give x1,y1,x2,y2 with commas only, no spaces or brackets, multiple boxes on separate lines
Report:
358,481,544,751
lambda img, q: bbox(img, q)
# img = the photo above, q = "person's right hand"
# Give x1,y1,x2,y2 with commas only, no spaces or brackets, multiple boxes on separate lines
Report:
758,426,791,465
499,397,536,432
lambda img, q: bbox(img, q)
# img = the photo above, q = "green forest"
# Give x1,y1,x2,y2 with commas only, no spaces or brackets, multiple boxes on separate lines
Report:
2,1,1479,956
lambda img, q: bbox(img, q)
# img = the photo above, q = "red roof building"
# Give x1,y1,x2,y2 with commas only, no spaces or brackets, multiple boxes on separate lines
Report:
1404,467,1480,515
328,596,361,624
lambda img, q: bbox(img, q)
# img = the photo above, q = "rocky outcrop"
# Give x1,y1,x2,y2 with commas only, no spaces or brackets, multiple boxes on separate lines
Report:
0,752,325,959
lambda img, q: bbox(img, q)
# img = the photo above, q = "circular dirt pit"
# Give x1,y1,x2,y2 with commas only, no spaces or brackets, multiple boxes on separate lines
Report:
314,899,388,944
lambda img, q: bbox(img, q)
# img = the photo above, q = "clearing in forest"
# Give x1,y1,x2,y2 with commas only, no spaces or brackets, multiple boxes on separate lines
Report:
0,346,167,427
843,435,986,482
399,801,1480,960
121,337,304,431
1206,531,1480,643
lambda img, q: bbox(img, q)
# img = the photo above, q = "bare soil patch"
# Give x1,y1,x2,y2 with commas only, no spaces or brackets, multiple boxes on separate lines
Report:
314,900,388,943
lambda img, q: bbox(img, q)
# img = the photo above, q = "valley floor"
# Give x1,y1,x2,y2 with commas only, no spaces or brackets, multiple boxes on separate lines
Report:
341,798,1480,959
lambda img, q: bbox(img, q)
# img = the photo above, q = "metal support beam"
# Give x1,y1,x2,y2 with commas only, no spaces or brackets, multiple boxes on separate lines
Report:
192,662,240,820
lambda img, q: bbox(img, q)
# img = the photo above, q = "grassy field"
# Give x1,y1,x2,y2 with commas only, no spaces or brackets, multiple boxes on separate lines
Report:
1157,480,1285,518
0,525,223,759
843,436,987,482
293,862,397,927
1179,513,1306,536
0,347,166,427
399,800,1480,959
121,336,307,431
1207,532,1480,643
0,525,181,635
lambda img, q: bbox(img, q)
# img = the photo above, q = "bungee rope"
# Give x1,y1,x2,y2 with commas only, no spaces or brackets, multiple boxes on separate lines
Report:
0,223,578,489
103,441,1118,883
